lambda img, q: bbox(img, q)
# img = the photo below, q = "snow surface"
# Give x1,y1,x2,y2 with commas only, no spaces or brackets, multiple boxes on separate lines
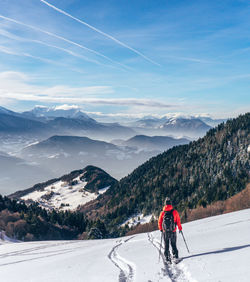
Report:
21,174,109,211
1,209,250,282
121,213,153,228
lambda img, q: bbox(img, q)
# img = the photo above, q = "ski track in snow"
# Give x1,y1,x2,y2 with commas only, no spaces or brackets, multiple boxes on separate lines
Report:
108,236,136,282
0,241,79,267
147,233,195,282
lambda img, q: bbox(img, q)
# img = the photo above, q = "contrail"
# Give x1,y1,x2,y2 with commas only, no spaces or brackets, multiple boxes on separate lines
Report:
0,14,130,71
0,27,125,70
40,0,160,66
0,44,86,74
30,40,131,71
0,28,102,65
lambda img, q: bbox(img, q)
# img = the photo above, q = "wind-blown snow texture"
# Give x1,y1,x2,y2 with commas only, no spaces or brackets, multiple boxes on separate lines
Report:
1,209,250,281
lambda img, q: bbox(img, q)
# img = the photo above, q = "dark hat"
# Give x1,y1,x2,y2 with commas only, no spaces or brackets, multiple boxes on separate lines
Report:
164,197,171,205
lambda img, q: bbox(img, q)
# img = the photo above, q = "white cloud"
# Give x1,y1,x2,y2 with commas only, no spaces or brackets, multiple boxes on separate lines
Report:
0,71,28,81
0,70,113,101
0,71,173,109
41,85,114,97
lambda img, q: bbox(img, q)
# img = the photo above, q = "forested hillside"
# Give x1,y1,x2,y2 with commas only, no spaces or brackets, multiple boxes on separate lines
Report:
0,195,108,241
81,113,249,231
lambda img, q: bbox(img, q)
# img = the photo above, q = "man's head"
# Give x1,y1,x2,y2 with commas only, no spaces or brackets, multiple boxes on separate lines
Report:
164,197,171,205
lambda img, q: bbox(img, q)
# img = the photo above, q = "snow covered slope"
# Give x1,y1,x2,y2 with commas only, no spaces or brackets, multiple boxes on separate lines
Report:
21,175,109,211
1,209,249,282
10,166,117,211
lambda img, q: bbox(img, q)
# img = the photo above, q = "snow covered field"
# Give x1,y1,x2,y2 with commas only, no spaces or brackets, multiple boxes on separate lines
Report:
1,208,250,282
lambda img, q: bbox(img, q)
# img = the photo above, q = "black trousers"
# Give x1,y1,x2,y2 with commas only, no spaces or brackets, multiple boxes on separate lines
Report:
163,231,178,258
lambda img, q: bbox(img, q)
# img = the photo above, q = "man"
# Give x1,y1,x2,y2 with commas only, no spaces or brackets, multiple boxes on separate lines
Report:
158,197,182,263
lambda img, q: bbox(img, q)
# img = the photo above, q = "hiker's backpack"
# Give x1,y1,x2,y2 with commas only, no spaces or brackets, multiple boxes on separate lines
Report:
162,209,176,232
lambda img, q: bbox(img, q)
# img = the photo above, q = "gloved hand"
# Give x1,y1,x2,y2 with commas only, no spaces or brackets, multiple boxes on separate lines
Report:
179,230,182,234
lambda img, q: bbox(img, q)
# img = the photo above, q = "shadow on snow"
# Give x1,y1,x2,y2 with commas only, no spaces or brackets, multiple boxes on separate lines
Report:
182,244,250,260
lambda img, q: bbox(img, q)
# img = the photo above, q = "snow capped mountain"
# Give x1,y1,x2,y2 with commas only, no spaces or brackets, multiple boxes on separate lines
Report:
159,117,211,137
20,106,136,140
0,106,49,135
9,166,118,211
131,116,211,138
161,117,209,128
134,115,211,128
23,105,93,120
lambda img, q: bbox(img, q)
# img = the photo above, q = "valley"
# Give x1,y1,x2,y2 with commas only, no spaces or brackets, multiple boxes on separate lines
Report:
0,106,209,194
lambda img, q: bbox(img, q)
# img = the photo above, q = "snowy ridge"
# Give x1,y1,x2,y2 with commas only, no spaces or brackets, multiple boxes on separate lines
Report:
0,209,250,281
21,173,110,211
25,105,91,119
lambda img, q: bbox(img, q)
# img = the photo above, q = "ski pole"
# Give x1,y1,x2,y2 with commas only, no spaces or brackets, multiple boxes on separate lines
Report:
180,230,190,253
158,231,163,262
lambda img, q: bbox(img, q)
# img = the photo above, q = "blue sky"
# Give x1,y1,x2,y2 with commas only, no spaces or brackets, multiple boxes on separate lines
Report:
0,0,249,119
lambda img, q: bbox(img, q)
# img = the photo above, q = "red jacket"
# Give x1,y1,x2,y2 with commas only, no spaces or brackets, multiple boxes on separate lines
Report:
158,205,182,232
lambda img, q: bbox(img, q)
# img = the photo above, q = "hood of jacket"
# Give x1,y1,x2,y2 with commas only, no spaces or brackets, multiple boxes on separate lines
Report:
163,204,174,211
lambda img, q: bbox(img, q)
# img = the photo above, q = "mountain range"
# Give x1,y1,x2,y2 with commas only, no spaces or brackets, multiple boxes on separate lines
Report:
22,105,92,120
0,105,227,195
0,106,136,140
0,106,215,140
0,133,190,194
129,116,212,138
17,135,160,181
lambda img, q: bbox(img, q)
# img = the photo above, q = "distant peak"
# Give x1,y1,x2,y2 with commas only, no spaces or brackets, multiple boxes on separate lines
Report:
25,105,92,120
53,104,81,111
34,105,48,109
